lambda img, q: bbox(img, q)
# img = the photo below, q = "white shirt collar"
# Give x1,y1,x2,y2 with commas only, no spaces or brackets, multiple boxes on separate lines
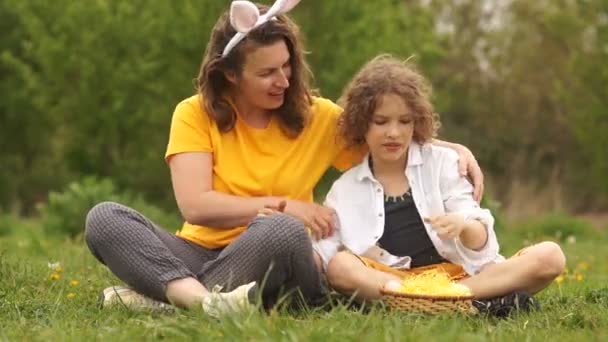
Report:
355,142,424,182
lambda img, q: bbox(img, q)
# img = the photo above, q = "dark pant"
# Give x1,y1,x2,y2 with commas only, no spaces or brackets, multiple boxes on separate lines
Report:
85,202,325,308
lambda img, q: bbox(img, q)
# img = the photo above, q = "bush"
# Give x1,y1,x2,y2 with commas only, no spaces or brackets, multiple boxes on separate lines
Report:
1,0,442,213
480,195,506,234
0,214,19,237
125,197,183,234
37,177,181,238
513,213,600,242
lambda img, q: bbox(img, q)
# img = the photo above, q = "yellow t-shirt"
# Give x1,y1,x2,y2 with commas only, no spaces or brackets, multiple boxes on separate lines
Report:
165,95,362,249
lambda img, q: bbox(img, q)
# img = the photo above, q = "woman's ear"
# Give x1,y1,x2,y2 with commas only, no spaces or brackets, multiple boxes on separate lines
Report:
224,70,238,85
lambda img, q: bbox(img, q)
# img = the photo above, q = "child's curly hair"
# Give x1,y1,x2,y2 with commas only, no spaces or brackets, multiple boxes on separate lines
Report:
338,54,440,147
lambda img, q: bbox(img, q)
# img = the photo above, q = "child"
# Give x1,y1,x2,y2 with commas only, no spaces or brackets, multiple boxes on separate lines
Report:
312,55,566,317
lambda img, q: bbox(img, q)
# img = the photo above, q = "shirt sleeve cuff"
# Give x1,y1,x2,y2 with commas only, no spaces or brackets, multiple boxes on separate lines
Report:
312,238,340,273
454,210,501,274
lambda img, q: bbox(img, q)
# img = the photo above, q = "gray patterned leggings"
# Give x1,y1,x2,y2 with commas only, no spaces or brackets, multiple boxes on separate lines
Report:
84,202,325,308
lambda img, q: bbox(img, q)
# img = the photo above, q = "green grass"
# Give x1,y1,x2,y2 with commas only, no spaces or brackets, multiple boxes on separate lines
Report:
1,218,607,341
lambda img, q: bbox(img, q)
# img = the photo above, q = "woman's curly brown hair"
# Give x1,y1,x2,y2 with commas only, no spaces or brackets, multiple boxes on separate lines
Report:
338,54,440,146
197,4,312,138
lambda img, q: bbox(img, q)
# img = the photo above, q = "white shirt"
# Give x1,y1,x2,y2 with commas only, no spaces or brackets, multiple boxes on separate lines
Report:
313,142,505,275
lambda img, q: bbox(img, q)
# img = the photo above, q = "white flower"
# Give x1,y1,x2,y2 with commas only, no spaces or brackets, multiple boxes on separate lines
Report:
47,261,61,270
566,235,576,244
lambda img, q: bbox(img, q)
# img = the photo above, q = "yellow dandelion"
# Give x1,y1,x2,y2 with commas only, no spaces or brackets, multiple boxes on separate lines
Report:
578,262,589,270
576,274,583,281
55,266,63,273
67,293,76,299
555,275,565,283
49,273,61,280
70,280,79,287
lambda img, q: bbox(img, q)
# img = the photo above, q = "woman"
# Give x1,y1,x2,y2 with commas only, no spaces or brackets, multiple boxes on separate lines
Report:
84,0,483,317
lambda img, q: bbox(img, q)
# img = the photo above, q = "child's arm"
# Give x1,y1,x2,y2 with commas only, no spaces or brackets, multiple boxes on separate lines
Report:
312,234,341,273
432,139,484,202
459,218,488,250
425,213,488,250
436,149,500,270
311,186,343,272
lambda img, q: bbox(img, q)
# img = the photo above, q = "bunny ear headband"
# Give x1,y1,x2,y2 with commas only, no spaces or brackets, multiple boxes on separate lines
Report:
222,0,302,58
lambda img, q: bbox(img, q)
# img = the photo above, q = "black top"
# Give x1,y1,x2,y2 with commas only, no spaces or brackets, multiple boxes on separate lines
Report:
377,190,445,267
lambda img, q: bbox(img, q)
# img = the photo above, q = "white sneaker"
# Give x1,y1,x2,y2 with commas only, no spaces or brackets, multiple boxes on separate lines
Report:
99,286,174,312
201,281,257,318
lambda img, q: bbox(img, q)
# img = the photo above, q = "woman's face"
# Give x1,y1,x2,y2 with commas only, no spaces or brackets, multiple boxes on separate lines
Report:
365,93,415,165
229,39,292,112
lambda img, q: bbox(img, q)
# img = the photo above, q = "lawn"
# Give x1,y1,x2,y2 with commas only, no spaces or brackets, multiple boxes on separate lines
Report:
1,217,607,341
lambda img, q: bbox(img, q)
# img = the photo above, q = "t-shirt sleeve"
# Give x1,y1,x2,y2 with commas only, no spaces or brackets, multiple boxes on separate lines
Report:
317,98,365,171
165,98,213,162
333,142,366,172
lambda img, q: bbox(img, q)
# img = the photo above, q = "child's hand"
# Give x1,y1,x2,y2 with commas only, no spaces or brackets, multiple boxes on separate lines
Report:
424,214,466,240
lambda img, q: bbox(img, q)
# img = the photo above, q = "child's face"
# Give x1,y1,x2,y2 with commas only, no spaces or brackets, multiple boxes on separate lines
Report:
365,93,414,165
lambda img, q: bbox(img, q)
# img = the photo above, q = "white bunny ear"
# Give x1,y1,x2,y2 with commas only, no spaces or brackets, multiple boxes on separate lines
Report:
230,1,260,33
265,0,302,18
276,0,301,14
223,0,302,57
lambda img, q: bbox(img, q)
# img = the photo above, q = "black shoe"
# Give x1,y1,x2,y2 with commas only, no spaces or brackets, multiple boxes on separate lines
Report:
473,291,539,318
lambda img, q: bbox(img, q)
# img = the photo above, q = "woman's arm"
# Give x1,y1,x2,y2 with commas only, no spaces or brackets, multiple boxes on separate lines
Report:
169,152,283,228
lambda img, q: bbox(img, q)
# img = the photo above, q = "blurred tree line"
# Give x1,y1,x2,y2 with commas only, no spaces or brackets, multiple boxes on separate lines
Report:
1,0,607,217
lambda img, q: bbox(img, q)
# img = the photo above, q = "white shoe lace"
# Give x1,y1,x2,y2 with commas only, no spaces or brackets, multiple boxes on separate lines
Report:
201,281,256,318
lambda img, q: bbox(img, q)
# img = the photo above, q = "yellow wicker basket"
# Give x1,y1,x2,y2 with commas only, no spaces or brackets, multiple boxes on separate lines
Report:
380,289,477,315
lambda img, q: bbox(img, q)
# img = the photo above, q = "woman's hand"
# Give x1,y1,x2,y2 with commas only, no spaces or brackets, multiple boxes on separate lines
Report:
434,140,484,202
453,144,484,202
424,214,467,241
257,200,287,217
283,200,336,241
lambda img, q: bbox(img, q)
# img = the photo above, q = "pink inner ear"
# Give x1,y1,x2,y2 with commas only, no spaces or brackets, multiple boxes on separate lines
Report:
230,1,260,33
